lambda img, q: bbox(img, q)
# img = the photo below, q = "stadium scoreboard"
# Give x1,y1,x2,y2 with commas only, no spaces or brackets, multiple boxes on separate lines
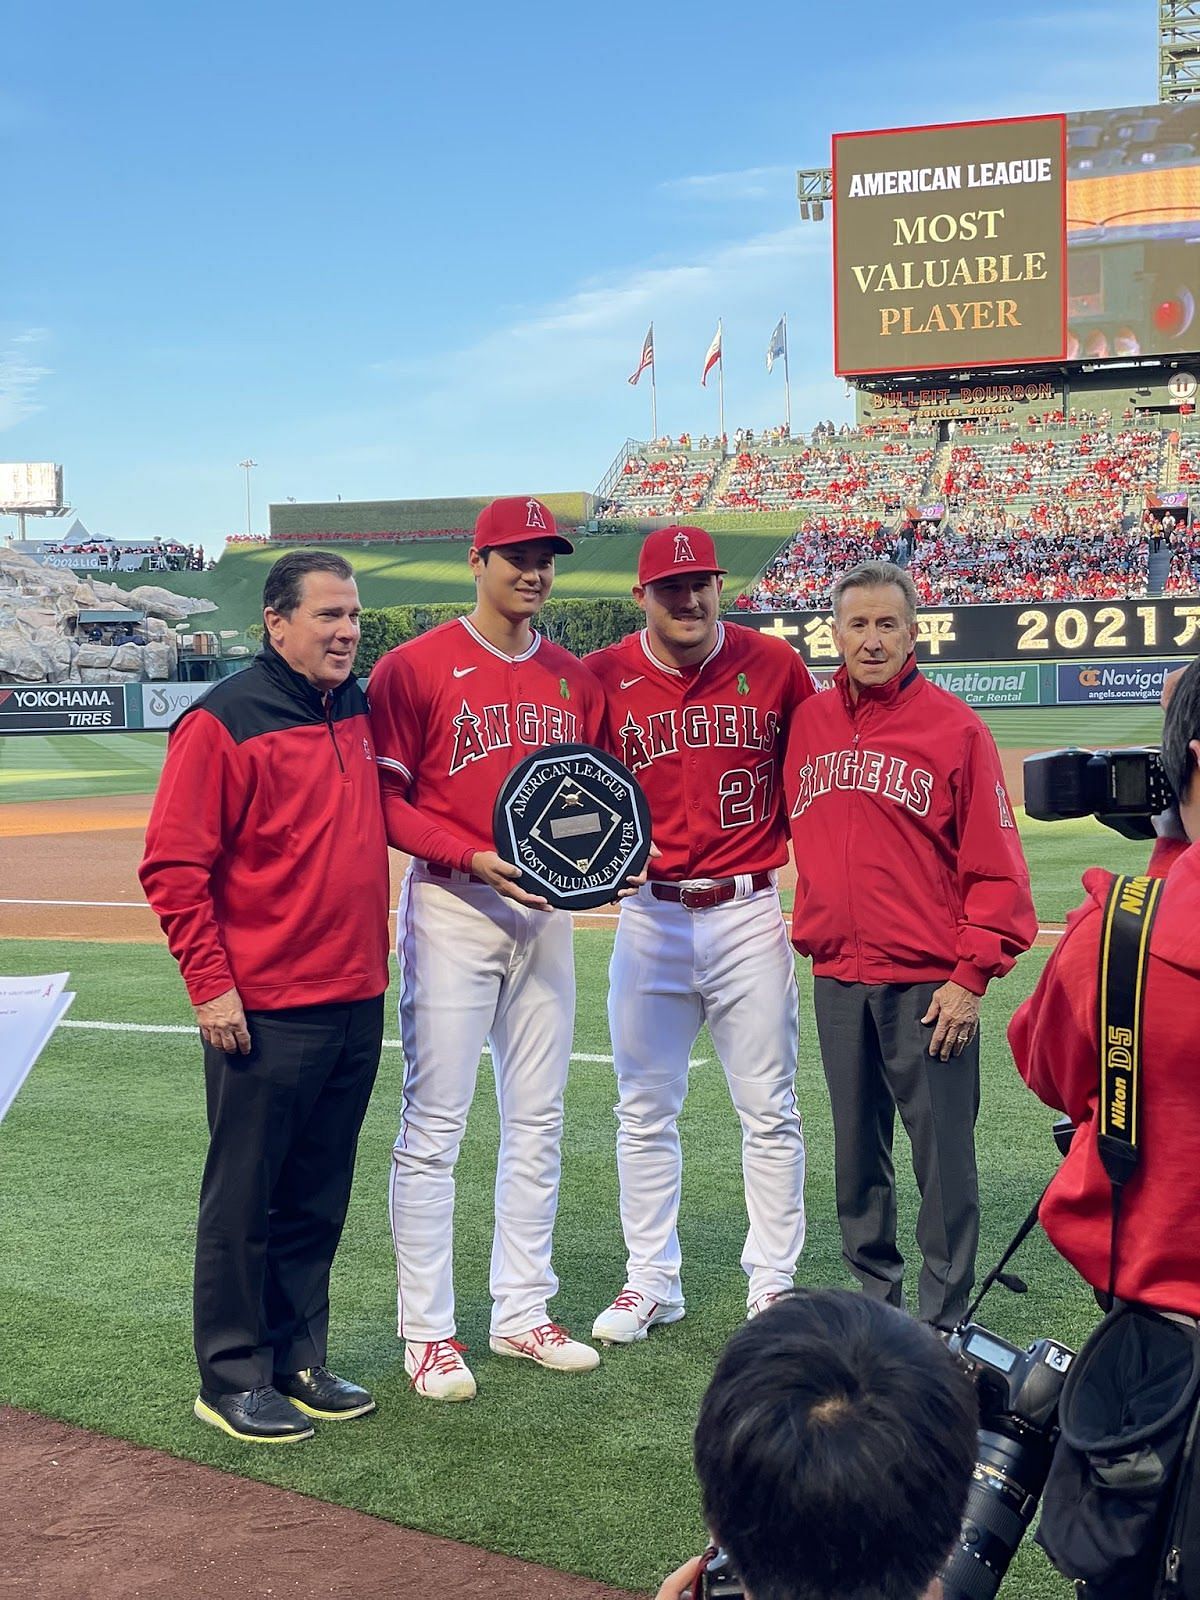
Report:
834,102,1200,381
834,115,1067,375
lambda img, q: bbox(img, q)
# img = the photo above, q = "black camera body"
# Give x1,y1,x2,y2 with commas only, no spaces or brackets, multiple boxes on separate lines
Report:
1023,746,1172,839
940,1325,1075,1600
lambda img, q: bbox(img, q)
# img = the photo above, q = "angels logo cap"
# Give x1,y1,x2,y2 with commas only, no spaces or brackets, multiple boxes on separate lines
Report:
638,525,727,586
473,496,574,554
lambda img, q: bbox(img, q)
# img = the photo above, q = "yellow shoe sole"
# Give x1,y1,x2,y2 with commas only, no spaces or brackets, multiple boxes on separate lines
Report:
193,1396,315,1443
285,1395,376,1421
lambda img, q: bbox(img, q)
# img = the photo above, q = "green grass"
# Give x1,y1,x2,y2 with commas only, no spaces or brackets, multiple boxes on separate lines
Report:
101,530,794,635
0,930,1100,1598
0,732,168,802
978,706,1166,749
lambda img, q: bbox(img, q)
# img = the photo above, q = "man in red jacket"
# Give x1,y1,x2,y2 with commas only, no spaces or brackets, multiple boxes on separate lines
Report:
1008,657,1200,1316
785,561,1036,1328
140,551,390,1443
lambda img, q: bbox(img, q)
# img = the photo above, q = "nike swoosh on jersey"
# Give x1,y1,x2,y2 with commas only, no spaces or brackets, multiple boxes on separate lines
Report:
453,666,476,678
619,676,644,688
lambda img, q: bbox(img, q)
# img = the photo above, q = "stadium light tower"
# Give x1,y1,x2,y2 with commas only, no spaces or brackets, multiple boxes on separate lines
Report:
796,167,833,221
1160,1,1200,100
238,458,257,538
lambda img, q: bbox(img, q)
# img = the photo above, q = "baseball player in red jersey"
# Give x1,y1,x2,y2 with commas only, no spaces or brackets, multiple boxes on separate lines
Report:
584,525,816,1343
368,497,606,1400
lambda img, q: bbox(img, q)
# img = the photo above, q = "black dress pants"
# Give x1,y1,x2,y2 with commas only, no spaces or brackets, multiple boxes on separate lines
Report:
813,977,980,1328
194,994,384,1394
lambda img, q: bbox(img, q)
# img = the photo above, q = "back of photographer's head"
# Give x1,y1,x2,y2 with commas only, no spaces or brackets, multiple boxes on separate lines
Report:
693,1291,977,1600
1162,656,1200,842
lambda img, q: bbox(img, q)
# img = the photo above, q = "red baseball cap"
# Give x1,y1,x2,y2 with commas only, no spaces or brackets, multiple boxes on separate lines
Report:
473,496,574,555
637,525,727,586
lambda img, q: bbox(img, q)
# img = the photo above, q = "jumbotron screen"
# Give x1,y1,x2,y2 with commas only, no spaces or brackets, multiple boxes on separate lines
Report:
833,102,1200,377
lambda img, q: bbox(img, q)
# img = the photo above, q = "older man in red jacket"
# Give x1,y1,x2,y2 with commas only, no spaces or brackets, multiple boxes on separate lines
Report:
1008,657,1200,1316
785,561,1036,1327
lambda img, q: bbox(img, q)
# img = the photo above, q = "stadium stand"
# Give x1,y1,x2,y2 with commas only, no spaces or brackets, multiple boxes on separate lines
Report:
739,420,1195,609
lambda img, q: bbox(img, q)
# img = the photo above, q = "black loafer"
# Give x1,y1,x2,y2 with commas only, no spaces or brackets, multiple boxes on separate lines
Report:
275,1366,376,1420
194,1384,315,1443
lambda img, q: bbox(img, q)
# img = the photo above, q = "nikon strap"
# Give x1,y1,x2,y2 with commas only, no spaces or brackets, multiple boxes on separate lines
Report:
1097,872,1164,1303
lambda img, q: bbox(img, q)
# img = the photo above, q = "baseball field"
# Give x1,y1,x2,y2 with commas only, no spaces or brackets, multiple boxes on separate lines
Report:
0,704,1166,1598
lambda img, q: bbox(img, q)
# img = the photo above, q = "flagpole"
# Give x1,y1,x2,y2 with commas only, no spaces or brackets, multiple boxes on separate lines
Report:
717,320,725,444
650,322,658,443
782,312,792,434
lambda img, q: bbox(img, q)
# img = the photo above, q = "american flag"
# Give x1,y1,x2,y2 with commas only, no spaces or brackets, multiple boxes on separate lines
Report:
628,325,654,385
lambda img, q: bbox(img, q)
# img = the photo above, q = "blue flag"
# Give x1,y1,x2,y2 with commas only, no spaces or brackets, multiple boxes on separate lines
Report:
766,316,786,373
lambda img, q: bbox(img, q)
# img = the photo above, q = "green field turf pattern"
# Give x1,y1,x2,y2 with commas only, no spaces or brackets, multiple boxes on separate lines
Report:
0,933,1096,1597
99,530,793,634
0,732,168,802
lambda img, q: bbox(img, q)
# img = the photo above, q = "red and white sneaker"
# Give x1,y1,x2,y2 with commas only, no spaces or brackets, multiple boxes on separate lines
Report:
489,1322,600,1372
591,1287,686,1346
747,1290,791,1320
404,1338,477,1401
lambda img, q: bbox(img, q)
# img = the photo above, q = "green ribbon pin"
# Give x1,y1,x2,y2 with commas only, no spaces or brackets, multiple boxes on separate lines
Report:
737,673,750,696
560,677,570,700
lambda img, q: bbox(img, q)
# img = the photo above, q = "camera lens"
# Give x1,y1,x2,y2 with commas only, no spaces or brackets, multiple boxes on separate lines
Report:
941,1426,1056,1600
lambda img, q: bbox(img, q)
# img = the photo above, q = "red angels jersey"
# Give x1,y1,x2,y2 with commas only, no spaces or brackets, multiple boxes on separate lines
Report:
585,621,816,878
369,616,605,857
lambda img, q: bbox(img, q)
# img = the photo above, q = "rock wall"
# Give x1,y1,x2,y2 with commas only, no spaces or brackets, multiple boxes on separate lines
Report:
0,548,217,684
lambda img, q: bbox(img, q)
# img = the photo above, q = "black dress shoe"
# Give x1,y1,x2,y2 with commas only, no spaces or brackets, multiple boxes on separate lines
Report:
275,1366,376,1420
194,1384,315,1443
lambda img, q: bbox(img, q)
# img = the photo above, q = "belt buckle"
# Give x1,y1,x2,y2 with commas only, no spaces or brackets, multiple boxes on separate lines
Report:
679,877,719,912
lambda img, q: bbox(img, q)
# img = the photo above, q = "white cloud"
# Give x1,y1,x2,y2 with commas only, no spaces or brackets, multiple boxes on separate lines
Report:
660,165,795,201
0,335,52,431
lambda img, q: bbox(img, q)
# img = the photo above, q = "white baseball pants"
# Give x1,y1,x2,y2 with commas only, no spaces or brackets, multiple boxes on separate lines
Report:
389,865,574,1341
607,881,806,1307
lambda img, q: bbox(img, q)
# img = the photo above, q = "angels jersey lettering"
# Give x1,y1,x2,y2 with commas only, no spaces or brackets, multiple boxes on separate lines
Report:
585,622,815,879
789,747,934,819
369,616,604,856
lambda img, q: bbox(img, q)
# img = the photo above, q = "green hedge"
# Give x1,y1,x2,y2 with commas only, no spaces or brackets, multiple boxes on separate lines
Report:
357,597,648,675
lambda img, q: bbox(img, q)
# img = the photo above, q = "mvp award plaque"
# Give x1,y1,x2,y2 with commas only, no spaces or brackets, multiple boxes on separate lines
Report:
493,743,652,910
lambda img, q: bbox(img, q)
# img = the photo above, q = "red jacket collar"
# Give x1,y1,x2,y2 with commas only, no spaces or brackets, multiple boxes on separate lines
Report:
836,653,922,716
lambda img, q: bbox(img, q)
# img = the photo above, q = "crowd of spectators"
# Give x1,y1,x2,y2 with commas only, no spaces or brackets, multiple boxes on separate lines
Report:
943,429,1162,503
740,507,1196,610
599,452,720,518
715,440,933,513
39,537,204,572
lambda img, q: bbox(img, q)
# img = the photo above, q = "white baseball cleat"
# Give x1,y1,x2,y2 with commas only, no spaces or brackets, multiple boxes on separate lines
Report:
404,1338,477,1401
591,1287,686,1345
489,1322,600,1372
747,1290,790,1320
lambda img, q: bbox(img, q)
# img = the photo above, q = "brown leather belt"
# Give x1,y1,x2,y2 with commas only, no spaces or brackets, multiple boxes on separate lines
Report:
424,862,484,885
650,872,772,911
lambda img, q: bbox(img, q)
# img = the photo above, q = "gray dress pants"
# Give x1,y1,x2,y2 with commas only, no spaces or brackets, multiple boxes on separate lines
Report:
813,976,980,1328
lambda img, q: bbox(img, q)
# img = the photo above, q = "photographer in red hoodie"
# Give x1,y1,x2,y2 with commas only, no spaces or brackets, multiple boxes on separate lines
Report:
785,561,1036,1329
1008,656,1200,1316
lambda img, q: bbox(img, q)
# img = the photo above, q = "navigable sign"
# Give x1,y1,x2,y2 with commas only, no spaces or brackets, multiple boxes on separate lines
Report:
0,972,75,1124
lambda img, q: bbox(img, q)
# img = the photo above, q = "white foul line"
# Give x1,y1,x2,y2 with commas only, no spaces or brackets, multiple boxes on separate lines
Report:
54,1018,709,1066
0,895,1060,936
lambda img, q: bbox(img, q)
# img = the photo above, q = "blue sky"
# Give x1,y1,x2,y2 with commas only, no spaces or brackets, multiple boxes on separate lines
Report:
2,1,1157,547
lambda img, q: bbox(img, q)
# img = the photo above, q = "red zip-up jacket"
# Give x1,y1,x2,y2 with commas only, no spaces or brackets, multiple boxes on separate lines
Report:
139,644,390,1011
784,656,1036,992
1009,837,1200,1316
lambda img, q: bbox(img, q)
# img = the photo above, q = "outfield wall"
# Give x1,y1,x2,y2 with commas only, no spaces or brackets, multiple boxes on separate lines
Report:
0,649,1183,735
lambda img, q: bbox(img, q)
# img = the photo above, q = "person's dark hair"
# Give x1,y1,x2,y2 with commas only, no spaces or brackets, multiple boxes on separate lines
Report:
262,550,354,617
694,1291,978,1600
831,561,918,625
1162,655,1200,805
